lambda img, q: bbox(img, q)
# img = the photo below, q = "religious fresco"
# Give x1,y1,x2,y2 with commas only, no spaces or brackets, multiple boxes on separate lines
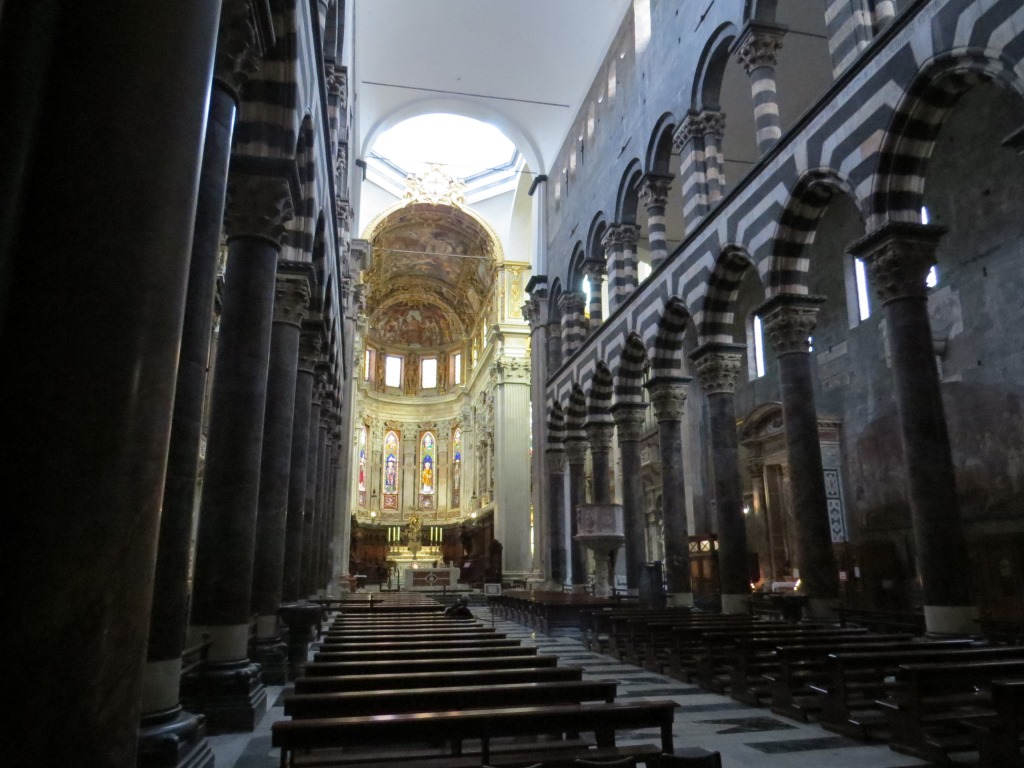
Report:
373,301,456,348
451,427,461,508
382,430,399,510
357,425,367,507
419,431,435,509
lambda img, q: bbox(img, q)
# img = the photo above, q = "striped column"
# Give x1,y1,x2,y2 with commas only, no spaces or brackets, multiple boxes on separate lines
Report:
734,23,786,156
558,291,587,358
824,0,872,76
603,224,641,311
639,174,673,269
874,1,897,31
699,112,727,204
582,260,606,331
618,224,641,298
672,113,708,229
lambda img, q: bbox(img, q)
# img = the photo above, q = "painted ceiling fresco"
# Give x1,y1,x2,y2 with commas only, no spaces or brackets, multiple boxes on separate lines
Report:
364,202,496,349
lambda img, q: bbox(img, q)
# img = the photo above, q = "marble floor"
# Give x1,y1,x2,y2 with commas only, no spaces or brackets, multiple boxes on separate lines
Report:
209,605,948,768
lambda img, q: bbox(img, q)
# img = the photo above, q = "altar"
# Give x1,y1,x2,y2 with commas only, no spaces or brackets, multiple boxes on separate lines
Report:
401,565,460,591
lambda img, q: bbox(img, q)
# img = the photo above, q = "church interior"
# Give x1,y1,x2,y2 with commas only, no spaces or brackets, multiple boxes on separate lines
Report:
2,1,1022,767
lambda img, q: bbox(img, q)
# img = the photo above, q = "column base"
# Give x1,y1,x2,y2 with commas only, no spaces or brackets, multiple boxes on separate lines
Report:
280,603,323,679
667,592,694,607
248,635,288,685
924,604,980,635
180,660,266,734
721,593,750,615
137,707,214,768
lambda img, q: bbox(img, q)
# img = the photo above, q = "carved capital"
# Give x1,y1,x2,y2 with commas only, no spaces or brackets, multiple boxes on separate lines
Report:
638,174,673,210
558,291,586,316
564,438,589,466
756,294,825,356
734,23,786,74
849,222,946,304
581,260,606,282
522,295,549,329
225,172,294,244
602,223,641,252
745,456,765,478
545,447,567,474
672,112,702,151
298,330,322,373
214,0,262,95
698,111,727,140
584,421,616,452
690,342,746,395
645,376,692,422
611,403,647,442
272,272,311,326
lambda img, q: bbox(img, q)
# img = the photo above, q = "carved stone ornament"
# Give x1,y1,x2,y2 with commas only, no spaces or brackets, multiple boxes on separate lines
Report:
671,112,702,152
849,222,946,304
403,163,467,207
638,174,673,209
564,438,589,465
297,332,320,372
734,24,785,74
522,295,548,329
698,111,727,140
645,376,692,422
581,260,606,282
225,173,294,244
559,291,587,316
756,294,825,356
545,447,567,474
611,403,647,442
272,274,311,326
690,343,746,395
584,421,616,452
214,0,262,94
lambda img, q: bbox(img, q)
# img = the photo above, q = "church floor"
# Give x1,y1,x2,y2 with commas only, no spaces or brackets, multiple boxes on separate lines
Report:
209,605,947,768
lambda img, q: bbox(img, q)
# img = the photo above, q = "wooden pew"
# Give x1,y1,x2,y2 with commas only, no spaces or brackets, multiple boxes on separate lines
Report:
293,666,585,694
768,638,972,721
283,680,618,718
880,660,1024,764
323,628,498,642
962,678,1024,768
271,700,677,767
813,645,1024,740
320,634,506,649
311,645,536,664
301,654,561,677
579,607,692,656
837,604,925,635
633,615,755,673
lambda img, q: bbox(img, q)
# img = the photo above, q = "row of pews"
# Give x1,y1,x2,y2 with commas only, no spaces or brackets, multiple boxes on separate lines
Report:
574,604,1024,767
270,594,708,768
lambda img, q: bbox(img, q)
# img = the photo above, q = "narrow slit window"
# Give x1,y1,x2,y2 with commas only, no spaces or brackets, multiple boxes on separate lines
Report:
753,315,766,378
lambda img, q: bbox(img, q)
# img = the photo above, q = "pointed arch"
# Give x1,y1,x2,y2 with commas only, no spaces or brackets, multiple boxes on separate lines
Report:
697,244,760,343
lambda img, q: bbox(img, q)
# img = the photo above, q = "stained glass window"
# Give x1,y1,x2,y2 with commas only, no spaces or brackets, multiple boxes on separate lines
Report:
420,432,435,494
358,425,367,507
451,427,462,507
382,430,399,509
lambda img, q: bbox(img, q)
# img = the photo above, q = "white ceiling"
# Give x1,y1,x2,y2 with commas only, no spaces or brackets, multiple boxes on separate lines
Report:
351,0,631,174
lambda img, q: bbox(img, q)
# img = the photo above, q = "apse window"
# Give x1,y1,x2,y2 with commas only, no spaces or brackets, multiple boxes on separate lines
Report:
364,347,376,381
384,355,402,388
421,357,437,389
453,353,462,385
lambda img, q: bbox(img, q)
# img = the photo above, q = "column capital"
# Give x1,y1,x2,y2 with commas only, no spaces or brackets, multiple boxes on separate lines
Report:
638,174,673,209
298,330,322,372
755,293,826,356
697,110,727,140
522,294,549,330
602,223,641,251
272,268,312,327
849,222,947,304
558,290,586,315
690,342,746,395
545,446,567,474
645,376,692,422
733,22,786,74
611,402,648,442
745,455,765,477
564,438,588,466
672,111,702,151
584,421,616,452
581,259,606,281
225,163,297,245
214,0,266,96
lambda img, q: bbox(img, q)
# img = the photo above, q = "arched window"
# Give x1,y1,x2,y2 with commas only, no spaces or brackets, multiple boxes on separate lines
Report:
358,425,367,507
451,427,462,508
382,430,399,509
419,431,435,509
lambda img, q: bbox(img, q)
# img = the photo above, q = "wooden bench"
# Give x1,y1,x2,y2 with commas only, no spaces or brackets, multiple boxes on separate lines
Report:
631,615,756,673
813,645,1024,740
837,605,925,635
302,654,561,677
294,666,584,694
962,678,1024,768
271,700,677,767
768,638,972,721
329,618,479,629
578,607,692,656
880,660,1024,764
283,680,618,718
311,645,536,664
323,628,498,641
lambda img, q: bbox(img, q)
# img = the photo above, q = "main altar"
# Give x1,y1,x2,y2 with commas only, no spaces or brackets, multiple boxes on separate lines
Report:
385,513,459,590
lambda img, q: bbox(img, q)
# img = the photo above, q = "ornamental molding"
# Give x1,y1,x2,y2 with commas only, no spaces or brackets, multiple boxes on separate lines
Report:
645,376,692,422
690,343,746,395
403,163,467,207
756,294,825,356
733,22,786,74
638,174,673,209
849,222,946,304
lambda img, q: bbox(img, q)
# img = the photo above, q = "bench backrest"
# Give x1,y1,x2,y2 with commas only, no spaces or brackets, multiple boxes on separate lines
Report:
312,645,535,663
302,654,560,676
293,665,584,693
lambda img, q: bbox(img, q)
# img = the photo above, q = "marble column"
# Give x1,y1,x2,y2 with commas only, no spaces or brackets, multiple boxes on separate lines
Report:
639,174,673,270
545,444,568,588
565,438,590,590
582,260,606,331
734,23,786,156
185,168,294,732
300,380,324,596
523,283,550,577
559,291,587,358
698,112,727,205
139,42,243,766
585,420,615,505
691,343,751,614
309,398,332,596
756,294,840,615
603,224,641,311
547,322,564,370
282,329,320,602
494,357,534,578
249,268,311,684
647,377,694,606
673,112,709,228
3,1,222,763
850,222,978,634
612,403,649,596
746,457,776,581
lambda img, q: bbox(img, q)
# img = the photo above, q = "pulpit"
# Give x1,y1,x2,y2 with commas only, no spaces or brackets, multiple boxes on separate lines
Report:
575,504,624,597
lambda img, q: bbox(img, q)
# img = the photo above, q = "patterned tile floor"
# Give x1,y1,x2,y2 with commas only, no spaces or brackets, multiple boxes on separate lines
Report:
210,606,954,768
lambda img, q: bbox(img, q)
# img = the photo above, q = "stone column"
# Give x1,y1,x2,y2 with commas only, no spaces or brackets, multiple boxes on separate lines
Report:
673,112,709,229
647,377,694,606
494,357,534,578
639,174,673,270
734,23,786,156
524,281,550,577
691,343,751,614
565,438,590,590
2,1,222,762
184,168,294,732
698,112,727,205
545,443,568,588
299,379,323,596
282,329,320,602
612,403,648,596
585,420,615,505
746,456,776,581
756,294,840,616
582,260,606,331
140,19,248,760
850,222,978,634
249,268,311,684
547,322,564,370
603,224,641,311
559,291,587,358
309,399,332,596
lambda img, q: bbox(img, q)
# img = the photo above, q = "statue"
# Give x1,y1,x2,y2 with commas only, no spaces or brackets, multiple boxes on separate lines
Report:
420,456,433,492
